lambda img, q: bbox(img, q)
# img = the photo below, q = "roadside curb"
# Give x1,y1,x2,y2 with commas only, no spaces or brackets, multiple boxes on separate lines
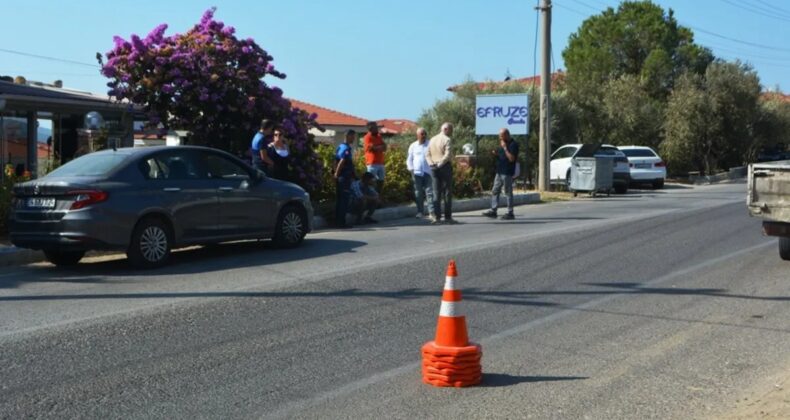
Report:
0,192,541,268
689,166,747,185
313,192,542,229
0,246,43,268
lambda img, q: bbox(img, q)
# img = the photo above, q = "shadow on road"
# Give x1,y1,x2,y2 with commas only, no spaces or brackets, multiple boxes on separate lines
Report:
0,238,367,288
480,373,588,387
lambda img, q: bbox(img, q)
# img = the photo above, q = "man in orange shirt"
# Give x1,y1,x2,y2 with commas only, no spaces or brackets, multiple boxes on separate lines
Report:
363,121,387,195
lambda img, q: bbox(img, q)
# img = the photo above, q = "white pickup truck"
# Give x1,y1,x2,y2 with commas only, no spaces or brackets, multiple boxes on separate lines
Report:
747,160,790,260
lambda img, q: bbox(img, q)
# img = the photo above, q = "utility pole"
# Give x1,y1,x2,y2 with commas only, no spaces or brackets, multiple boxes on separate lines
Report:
538,0,552,192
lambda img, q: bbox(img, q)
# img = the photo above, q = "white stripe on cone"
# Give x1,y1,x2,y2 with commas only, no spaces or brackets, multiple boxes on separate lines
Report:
439,301,462,317
444,276,457,290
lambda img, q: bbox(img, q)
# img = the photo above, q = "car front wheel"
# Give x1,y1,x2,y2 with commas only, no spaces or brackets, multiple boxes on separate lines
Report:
127,217,172,269
273,205,307,248
780,237,790,261
44,250,85,266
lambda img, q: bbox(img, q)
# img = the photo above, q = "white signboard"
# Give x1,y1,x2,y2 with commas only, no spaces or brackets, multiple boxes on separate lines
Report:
475,94,529,135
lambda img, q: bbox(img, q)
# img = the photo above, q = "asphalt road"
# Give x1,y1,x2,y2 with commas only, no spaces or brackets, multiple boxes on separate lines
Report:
1,182,788,419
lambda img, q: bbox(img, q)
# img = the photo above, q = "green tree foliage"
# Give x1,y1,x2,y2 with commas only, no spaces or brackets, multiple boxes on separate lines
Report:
663,61,761,175
563,1,713,143
601,75,664,148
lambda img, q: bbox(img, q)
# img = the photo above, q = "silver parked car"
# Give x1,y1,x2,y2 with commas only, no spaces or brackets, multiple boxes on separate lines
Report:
9,146,313,268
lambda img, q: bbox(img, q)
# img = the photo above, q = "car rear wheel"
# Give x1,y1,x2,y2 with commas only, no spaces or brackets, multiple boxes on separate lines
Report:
615,184,628,194
44,250,85,266
273,205,307,248
780,237,790,261
653,180,664,189
127,217,172,269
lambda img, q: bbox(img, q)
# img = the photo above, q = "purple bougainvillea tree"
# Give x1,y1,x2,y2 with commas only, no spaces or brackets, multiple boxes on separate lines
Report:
98,8,323,191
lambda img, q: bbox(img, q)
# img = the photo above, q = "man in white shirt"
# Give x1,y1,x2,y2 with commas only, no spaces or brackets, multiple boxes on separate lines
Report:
406,128,434,218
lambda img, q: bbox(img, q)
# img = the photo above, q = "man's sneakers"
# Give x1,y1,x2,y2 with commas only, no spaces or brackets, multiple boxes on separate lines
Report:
430,215,441,225
415,212,424,219
483,208,514,220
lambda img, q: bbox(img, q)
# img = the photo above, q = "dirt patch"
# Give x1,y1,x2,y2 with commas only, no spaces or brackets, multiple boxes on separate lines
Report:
716,366,790,419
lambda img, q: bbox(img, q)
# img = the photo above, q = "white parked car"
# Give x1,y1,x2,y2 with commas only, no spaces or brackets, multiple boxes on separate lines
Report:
550,144,630,194
618,146,667,189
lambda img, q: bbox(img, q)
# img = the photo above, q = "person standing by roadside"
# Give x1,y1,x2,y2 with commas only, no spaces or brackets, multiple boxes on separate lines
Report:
251,119,275,175
334,129,357,228
363,121,387,196
266,128,291,181
406,128,434,218
483,128,519,220
426,122,455,224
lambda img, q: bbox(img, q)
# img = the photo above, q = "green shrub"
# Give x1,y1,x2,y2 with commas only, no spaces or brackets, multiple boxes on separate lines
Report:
1,167,30,236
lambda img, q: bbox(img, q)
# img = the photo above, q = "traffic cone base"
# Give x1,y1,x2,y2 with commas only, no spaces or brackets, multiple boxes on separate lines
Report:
423,375,482,388
421,260,483,388
422,341,481,357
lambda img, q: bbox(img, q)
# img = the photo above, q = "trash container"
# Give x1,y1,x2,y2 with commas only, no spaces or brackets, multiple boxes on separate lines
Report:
569,144,613,197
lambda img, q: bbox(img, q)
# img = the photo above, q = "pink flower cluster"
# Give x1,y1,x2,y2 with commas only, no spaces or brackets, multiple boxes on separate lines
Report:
100,8,323,192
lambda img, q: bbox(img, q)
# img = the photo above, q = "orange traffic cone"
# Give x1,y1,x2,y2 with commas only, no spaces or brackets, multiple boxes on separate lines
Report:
421,260,483,387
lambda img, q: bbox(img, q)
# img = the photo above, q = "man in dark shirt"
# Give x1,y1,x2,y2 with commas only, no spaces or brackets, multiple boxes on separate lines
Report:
251,119,275,174
334,129,357,228
482,128,519,220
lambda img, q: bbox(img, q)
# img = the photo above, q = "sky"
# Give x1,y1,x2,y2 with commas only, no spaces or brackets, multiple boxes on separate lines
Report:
1,0,789,122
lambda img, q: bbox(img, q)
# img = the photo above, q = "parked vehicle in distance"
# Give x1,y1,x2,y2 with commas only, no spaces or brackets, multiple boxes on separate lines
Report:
618,146,667,189
550,144,630,194
9,146,313,268
747,159,790,261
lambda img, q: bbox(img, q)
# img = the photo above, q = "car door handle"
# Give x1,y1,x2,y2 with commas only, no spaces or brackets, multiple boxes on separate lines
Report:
163,187,181,192
218,187,234,192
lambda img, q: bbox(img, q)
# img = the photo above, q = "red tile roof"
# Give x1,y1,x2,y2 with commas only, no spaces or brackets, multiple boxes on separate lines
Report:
761,92,790,103
376,119,417,135
447,71,565,92
288,98,368,127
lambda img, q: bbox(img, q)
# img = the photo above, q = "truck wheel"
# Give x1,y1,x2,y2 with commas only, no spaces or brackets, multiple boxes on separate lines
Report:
44,250,85,266
780,237,790,261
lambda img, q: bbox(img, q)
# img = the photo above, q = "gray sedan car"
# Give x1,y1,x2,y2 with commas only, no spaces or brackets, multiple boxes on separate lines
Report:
10,146,313,268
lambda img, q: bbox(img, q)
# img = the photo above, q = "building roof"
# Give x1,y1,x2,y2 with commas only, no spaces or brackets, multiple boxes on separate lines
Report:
0,79,142,115
376,119,417,135
288,98,368,127
761,92,790,103
446,71,565,92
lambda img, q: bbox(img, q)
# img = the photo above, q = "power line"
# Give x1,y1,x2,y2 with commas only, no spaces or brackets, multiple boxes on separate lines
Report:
718,0,790,22
0,47,99,68
552,1,588,17
688,25,790,53
753,0,790,17
568,0,601,12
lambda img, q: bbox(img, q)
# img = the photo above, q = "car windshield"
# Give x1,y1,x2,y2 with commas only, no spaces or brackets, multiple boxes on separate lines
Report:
47,152,128,177
622,149,658,158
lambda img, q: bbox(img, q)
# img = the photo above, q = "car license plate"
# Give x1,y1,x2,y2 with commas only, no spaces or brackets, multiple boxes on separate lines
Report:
27,197,56,209
635,163,652,169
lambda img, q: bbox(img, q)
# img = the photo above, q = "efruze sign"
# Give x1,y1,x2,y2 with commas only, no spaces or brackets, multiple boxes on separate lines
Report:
475,94,529,135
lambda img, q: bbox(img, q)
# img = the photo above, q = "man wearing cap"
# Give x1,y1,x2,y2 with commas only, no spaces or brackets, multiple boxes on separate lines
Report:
363,121,387,196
